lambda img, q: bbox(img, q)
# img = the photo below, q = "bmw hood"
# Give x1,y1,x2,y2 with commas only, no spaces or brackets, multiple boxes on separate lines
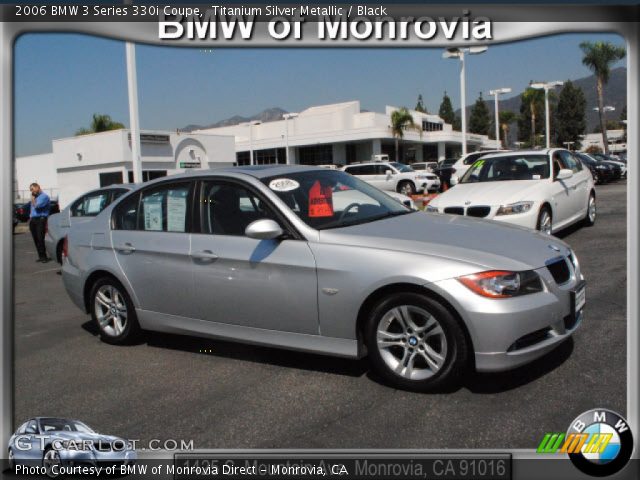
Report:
430,180,542,207
319,211,570,272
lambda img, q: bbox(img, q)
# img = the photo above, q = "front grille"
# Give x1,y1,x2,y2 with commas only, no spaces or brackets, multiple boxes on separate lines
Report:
546,258,571,285
444,207,464,215
507,327,552,352
467,206,491,218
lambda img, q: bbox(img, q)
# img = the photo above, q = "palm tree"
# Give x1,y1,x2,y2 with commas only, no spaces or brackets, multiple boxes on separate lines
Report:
580,41,626,154
389,107,418,162
521,88,544,147
76,114,125,136
499,110,516,149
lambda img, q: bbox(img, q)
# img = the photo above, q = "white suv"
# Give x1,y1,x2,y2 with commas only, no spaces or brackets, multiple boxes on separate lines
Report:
342,161,440,195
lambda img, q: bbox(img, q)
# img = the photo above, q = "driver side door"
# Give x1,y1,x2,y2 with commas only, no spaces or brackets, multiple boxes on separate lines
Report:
189,179,319,334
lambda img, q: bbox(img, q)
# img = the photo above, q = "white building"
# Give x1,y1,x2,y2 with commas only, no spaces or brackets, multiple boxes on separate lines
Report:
196,101,496,166
15,129,235,207
580,129,627,154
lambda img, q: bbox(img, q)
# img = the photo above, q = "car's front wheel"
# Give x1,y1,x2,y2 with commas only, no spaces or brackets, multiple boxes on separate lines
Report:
365,292,469,392
43,448,61,478
536,207,553,235
90,277,141,345
8,448,15,469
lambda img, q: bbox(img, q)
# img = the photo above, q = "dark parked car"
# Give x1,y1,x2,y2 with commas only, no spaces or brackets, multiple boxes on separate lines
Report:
590,153,624,179
575,153,614,184
14,200,60,223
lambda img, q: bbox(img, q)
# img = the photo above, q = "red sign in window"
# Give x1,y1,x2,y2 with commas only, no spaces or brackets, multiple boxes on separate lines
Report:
309,180,334,217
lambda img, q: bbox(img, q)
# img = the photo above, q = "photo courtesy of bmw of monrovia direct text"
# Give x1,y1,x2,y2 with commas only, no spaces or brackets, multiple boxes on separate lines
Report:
0,2,637,480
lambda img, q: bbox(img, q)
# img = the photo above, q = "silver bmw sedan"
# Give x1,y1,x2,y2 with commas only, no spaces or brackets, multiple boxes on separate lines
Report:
61,166,585,391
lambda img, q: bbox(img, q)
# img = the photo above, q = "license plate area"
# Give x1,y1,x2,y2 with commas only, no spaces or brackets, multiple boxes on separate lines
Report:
569,280,586,327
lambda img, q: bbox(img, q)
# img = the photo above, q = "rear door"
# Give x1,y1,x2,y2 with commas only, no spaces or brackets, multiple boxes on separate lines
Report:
111,181,195,317
558,150,587,221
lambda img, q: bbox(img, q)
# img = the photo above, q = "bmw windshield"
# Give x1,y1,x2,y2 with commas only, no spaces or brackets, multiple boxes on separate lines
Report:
460,155,550,183
262,170,412,230
39,418,95,433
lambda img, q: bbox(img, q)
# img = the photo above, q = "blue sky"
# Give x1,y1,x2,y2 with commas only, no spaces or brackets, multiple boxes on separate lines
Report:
14,32,625,157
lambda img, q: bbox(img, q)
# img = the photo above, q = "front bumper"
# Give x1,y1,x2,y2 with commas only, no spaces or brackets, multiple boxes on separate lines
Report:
431,260,583,372
44,232,56,261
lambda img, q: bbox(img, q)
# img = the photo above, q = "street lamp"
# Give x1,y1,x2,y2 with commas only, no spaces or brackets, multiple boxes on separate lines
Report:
242,120,262,165
563,141,575,151
530,80,563,148
593,106,615,113
282,113,299,164
443,46,488,156
488,87,512,149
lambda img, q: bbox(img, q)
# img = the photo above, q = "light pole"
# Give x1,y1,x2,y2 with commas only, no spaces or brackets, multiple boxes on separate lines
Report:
125,43,143,184
242,121,261,165
283,113,299,164
488,87,512,149
443,46,488,156
530,80,563,148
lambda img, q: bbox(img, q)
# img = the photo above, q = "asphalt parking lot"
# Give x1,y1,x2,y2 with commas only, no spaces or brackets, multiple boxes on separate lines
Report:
13,182,626,450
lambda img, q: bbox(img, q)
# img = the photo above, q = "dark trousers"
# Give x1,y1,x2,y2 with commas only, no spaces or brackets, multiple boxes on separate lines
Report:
29,217,48,260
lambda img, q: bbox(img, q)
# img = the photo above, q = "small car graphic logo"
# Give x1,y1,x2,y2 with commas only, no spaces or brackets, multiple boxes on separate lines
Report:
549,245,561,252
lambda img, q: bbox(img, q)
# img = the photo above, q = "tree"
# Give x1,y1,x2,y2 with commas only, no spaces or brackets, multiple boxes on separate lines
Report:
519,88,545,147
438,91,455,125
389,107,418,162
498,110,516,149
580,41,626,154
555,81,586,149
415,94,427,113
468,92,491,136
76,114,125,136
452,115,461,131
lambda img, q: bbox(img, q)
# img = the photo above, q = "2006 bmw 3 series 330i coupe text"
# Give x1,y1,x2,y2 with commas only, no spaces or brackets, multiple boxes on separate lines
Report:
62,166,585,392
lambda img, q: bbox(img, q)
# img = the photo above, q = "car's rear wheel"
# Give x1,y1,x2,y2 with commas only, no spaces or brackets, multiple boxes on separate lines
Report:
536,207,553,235
56,241,64,264
8,448,15,469
583,191,596,227
43,448,61,478
365,292,468,392
397,181,415,196
90,277,140,345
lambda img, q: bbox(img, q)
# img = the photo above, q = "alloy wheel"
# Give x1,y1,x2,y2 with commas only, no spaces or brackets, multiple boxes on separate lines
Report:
588,195,596,223
376,305,448,381
43,449,61,478
94,284,128,337
539,210,552,235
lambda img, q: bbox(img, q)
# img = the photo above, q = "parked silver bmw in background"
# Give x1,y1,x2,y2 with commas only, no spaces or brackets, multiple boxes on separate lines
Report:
45,185,133,263
62,166,585,391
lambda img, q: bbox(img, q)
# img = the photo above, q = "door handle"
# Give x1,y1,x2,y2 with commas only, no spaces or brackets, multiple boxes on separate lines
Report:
116,243,136,253
191,250,219,261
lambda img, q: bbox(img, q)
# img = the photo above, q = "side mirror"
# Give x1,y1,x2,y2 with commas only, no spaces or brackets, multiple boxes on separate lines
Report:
450,175,459,186
385,169,393,176
245,219,283,240
556,168,574,181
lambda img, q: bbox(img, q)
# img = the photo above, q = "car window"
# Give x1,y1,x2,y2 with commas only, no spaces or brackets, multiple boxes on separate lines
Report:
390,162,413,172
460,155,550,183
113,182,191,232
262,170,410,230
357,165,377,175
559,150,582,173
463,153,482,165
38,418,95,433
376,165,391,174
200,181,279,236
111,189,128,203
17,422,28,434
25,420,38,434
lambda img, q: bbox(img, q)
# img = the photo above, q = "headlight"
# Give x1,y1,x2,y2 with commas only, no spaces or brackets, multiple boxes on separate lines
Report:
415,174,429,180
596,165,607,170
426,205,439,213
496,201,534,216
458,270,543,298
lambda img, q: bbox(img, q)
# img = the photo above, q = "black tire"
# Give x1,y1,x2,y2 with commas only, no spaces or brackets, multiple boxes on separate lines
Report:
397,181,416,196
8,448,15,470
365,292,469,392
536,206,553,235
90,276,141,345
583,191,596,227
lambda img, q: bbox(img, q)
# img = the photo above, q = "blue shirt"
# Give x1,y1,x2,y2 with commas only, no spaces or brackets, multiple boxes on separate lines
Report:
30,191,50,218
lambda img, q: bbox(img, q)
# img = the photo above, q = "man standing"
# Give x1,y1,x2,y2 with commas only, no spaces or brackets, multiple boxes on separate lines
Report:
28,182,51,262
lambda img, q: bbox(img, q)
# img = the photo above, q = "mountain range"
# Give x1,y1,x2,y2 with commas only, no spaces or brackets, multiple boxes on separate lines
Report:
180,67,626,135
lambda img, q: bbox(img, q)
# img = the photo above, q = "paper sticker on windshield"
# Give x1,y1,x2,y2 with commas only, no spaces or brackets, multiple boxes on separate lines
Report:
269,178,300,192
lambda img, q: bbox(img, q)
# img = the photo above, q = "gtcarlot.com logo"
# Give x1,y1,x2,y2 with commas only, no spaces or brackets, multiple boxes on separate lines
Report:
537,409,634,477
